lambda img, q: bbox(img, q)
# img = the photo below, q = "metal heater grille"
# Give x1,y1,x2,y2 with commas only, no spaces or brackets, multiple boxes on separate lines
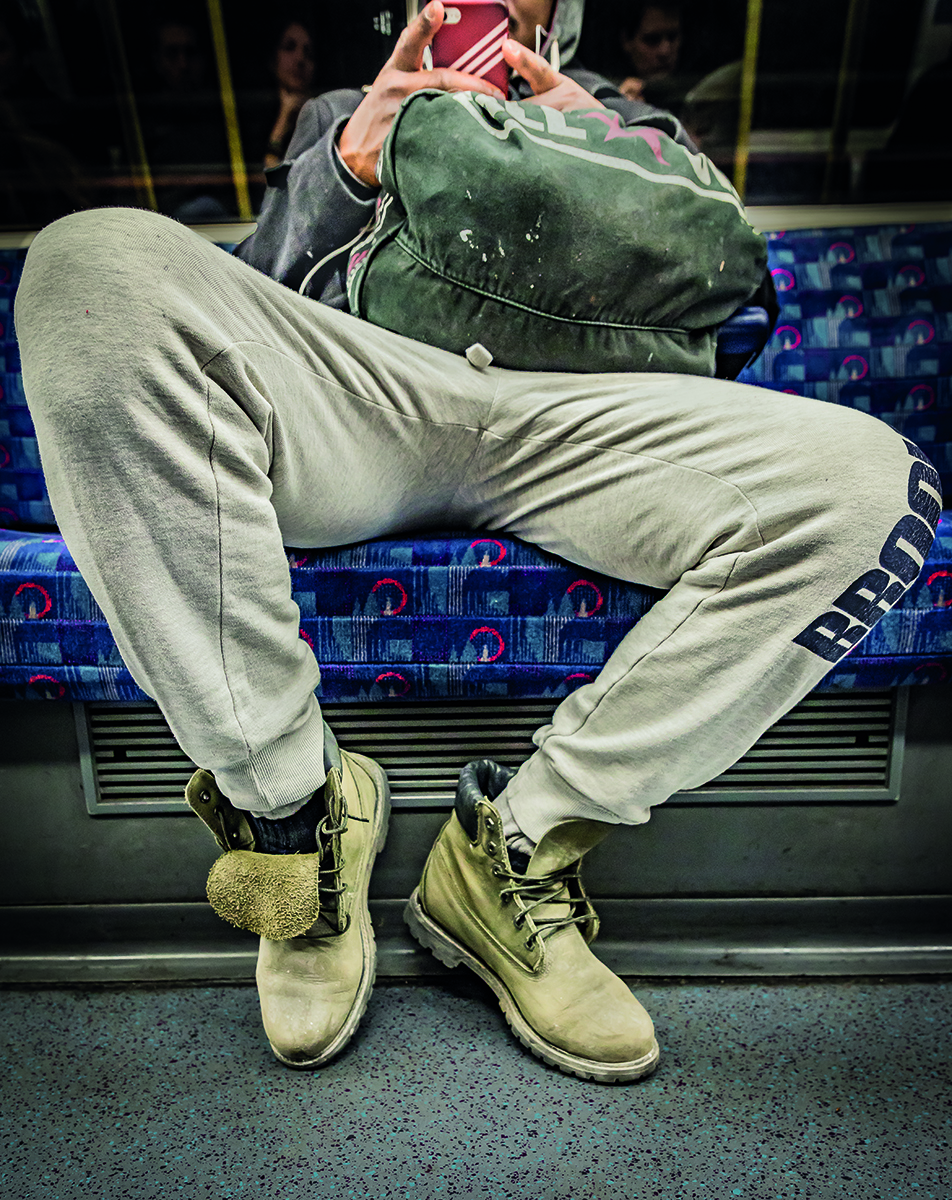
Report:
77,691,905,815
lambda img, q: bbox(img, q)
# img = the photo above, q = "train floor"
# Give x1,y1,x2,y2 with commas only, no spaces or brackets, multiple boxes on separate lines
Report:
2,975,948,1200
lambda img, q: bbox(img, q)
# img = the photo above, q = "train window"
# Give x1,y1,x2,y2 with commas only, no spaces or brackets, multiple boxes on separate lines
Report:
0,0,948,230
0,0,398,228
580,0,951,205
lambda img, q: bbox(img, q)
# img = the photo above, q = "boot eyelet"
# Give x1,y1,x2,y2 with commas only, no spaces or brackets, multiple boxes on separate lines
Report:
513,914,523,929
524,937,536,950
486,841,497,856
485,817,496,832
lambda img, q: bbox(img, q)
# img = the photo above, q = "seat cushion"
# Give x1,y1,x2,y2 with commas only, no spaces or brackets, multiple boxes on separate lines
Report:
739,222,952,500
2,522,950,702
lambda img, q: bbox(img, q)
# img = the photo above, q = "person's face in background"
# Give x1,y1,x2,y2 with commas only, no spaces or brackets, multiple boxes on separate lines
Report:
274,21,314,94
506,0,555,50
154,22,205,93
623,5,681,79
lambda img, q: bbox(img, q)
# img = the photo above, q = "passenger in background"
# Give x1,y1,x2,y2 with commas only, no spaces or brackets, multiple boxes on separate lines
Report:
679,58,742,175
139,7,233,221
262,14,317,170
616,0,682,103
152,10,208,95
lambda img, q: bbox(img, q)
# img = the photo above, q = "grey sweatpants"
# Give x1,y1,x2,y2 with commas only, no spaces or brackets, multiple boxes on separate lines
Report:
15,208,937,840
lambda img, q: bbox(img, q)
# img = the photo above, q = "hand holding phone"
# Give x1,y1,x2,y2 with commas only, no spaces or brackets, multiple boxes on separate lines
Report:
427,1,510,97
339,0,506,187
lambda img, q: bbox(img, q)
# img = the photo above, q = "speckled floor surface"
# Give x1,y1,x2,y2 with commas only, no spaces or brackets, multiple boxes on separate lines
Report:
1,976,948,1200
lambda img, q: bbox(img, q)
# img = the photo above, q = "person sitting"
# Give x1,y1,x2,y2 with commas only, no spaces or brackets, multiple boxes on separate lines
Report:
14,0,937,1084
261,14,317,171
616,0,683,103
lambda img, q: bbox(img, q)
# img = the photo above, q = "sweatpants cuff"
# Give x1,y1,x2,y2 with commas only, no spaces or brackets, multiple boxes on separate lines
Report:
504,750,650,845
213,696,327,817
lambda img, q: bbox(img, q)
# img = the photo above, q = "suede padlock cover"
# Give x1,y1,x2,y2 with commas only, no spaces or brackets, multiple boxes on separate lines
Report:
346,89,767,375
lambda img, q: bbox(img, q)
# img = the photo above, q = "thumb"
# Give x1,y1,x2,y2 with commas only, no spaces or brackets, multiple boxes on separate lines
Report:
390,1,444,73
502,38,560,94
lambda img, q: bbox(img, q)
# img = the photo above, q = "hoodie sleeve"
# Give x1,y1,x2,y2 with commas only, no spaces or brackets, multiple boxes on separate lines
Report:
234,89,379,305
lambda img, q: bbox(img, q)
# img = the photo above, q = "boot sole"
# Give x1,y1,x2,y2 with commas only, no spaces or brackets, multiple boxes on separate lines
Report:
404,888,660,1084
269,751,391,1070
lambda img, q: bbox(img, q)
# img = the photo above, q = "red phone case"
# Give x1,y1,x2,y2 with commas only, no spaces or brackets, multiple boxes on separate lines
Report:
430,1,510,96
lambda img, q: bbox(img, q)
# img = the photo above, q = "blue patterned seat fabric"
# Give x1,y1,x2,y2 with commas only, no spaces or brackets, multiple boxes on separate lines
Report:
1,223,951,702
745,224,952,493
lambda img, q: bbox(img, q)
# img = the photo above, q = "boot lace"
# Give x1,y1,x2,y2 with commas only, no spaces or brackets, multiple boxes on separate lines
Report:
491,862,592,950
309,806,350,936
308,805,372,936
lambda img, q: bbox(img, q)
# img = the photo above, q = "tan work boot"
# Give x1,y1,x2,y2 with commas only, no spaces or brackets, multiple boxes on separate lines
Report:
405,760,659,1083
186,747,390,1068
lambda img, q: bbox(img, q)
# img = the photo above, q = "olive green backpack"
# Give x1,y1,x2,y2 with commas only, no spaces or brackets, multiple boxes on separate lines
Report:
345,88,767,375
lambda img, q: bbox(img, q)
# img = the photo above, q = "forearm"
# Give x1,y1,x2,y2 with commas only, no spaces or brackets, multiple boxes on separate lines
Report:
236,92,379,301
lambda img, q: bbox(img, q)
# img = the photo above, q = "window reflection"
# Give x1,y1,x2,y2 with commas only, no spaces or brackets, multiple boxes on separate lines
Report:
0,0,949,231
136,6,233,221
582,0,952,204
0,1,91,225
259,14,318,171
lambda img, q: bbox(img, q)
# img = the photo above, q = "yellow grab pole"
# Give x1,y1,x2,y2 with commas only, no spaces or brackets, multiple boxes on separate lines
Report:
734,0,764,202
206,0,253,222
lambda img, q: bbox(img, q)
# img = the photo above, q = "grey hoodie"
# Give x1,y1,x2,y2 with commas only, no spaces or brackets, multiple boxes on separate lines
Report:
237,0,695,305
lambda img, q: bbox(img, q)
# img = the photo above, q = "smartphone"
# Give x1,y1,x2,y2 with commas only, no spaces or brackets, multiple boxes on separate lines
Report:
428,1,510,96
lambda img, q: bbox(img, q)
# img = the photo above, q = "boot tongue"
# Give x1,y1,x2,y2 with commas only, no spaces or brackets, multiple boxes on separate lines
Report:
526,819,612,877
523,819,612,925
321,766,346,838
